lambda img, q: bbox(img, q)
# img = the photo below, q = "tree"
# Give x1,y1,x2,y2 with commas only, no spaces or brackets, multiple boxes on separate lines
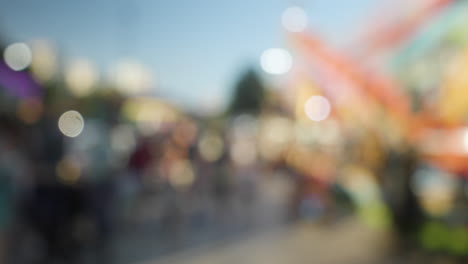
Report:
227,68,265,116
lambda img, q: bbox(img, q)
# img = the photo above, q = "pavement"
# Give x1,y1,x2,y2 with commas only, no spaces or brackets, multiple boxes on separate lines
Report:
113,172,296,264
137,218,394,264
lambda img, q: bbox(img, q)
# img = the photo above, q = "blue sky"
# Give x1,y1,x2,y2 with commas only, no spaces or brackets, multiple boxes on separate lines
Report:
0,0,377,111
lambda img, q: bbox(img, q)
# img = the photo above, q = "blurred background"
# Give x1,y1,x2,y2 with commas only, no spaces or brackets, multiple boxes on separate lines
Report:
0,0,467,263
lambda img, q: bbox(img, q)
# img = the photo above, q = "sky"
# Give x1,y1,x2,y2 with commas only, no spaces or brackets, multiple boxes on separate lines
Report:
0,0,377,112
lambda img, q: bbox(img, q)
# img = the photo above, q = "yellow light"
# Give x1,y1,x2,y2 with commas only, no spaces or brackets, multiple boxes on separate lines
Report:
169,160,195,189
31,40,57,82
198,131,224,162
230,140,257,166
258,116,292,161
110,59,153,96
56,156,81,185
65,59,98,97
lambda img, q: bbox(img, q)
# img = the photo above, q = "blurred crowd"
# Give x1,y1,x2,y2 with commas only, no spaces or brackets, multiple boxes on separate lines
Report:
1,1,468,264
1,78,466,263
0,87,350,263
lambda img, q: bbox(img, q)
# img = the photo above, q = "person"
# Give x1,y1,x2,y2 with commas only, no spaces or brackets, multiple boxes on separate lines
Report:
0,115,29,263
22,113,85,264
0,147,14,263
381,145,423,250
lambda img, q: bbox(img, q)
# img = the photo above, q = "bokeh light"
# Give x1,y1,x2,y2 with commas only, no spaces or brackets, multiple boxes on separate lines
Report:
304,95,331,121
30,40,57,82
3,42,32,71
122,97,180,136
110,59,153,96
281,6,308,32
258,116,293,161
230,139,257,166
463,128,468,152
231,114,257,139
56,156,81,185
412,168,457,216
169,159,195,189
16,97,43,124
58,110,85,138
260,48,292,75
0,1,467,261
111,124,136,155
198,131,224,162
65,59,98,97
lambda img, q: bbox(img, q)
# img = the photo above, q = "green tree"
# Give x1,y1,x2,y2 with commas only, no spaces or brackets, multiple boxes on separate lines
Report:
227,68,265,116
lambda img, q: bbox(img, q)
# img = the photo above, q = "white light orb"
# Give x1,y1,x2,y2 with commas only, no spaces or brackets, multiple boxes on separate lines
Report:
463,128,468,153
111,59,153,96
282,6,308,32
58,110,85,137
304,95,331,121
4,42,32,71
260,48,292,75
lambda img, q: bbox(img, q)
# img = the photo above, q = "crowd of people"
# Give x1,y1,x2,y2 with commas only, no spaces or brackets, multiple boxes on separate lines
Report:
2,1,468,260
0,89,340,263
